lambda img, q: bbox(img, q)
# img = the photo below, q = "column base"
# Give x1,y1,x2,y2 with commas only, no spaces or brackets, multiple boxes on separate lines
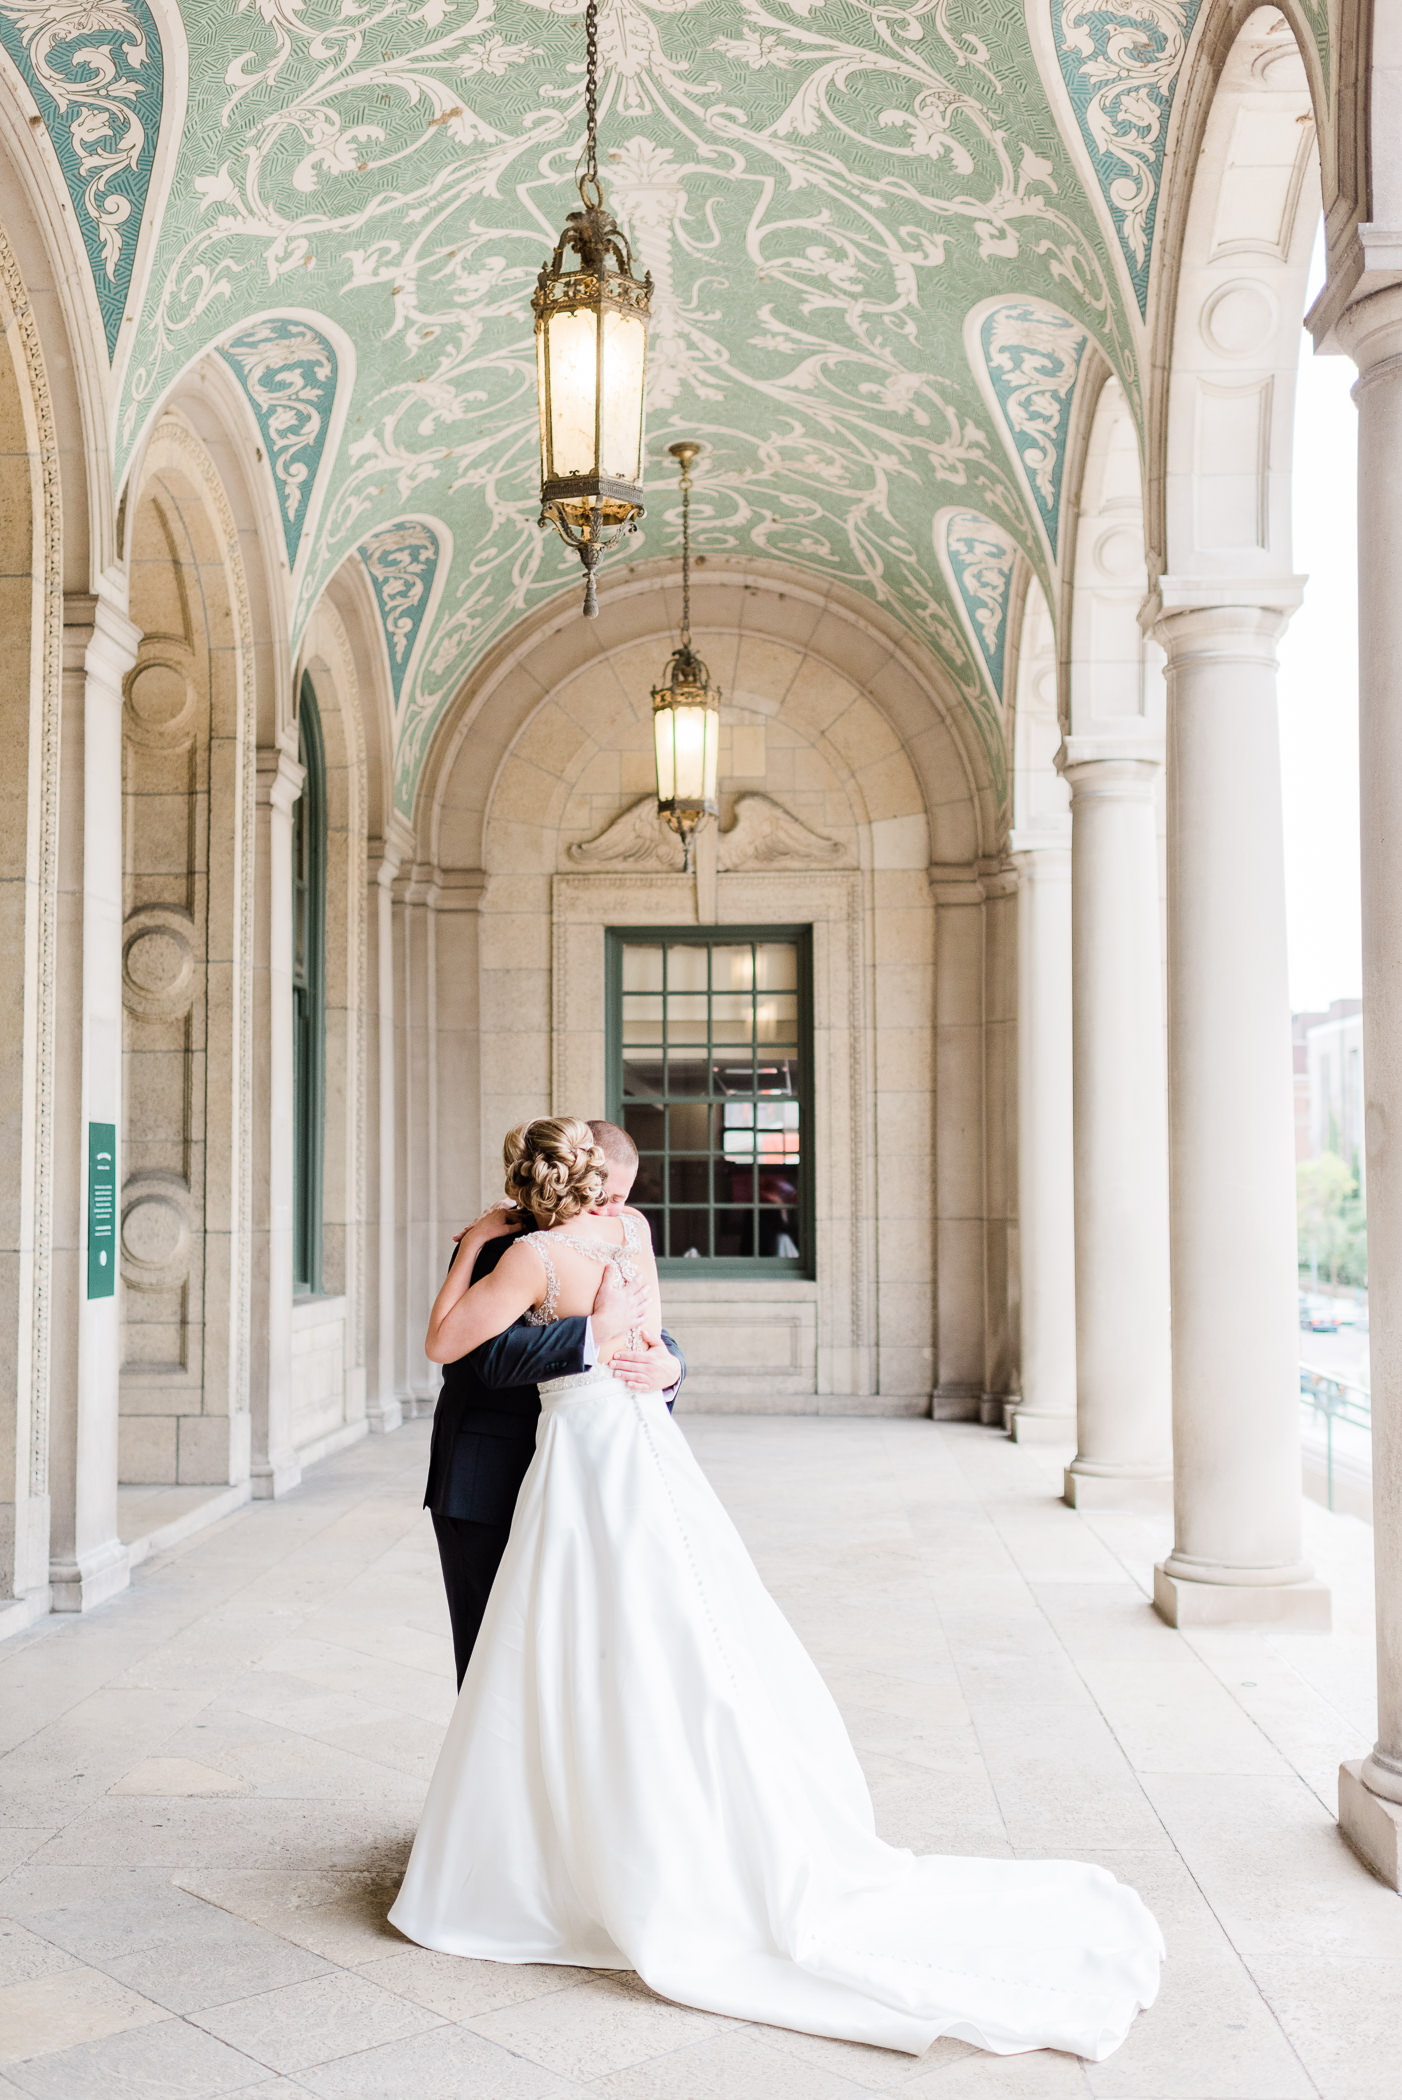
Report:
1063,1466,1173,1512
49,1536,130,1614
367,1394,405,1435
1339,1759,1402,1888
1153,1562,1331,1629
251,1448,303,1500
1008,1408,1077,1444
979,1393,1008,1427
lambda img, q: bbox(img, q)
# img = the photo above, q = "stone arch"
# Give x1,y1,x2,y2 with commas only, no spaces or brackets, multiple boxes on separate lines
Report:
420,561,1011,1415
1150,4,1323,589
0,204,63,1616
118,413,258,1491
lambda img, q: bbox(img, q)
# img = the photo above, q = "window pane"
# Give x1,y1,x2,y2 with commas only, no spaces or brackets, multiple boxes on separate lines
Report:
664,1050,708,1095
669,1208,710,1258
632,1155,664,1205
710,944,754,991
714,1209,754,1257
667,1102,714,1152
757,942,798,990
666,943,708,991
621,996,663,1045
623,1103,664,1151
665,994,709,1043
668,1158,709,1205
623,944,663,991
622,1057,664,1099
755,993,798,1043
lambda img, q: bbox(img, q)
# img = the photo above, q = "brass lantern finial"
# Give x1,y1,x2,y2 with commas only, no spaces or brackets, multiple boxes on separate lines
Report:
532,0,653,618
652,441,720,870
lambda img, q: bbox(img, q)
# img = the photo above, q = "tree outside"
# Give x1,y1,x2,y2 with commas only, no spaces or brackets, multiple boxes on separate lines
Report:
1297,1152,1367,1288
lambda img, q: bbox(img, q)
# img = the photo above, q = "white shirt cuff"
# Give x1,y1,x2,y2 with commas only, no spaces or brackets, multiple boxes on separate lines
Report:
583,1316,598,1369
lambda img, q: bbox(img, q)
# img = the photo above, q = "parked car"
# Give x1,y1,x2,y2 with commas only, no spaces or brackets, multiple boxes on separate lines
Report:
1304,1309,1340,1333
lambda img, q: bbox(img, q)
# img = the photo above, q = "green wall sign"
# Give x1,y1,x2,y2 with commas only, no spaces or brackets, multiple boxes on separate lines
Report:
87,1122,116,1300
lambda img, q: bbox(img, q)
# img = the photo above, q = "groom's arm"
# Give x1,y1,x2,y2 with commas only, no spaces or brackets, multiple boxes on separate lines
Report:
452,1234,593,1390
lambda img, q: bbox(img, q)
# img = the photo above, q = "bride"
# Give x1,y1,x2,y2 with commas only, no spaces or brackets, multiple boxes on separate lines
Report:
389,1118,1163,2061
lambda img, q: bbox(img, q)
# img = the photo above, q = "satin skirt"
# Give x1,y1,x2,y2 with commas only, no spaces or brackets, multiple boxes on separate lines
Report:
389,1369,1163,2059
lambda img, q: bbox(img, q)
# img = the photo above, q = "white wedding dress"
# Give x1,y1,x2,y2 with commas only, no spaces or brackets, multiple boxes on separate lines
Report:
390,1231,1163,2061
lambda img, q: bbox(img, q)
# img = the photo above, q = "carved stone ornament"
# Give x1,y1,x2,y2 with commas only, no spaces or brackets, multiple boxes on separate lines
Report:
718,794,848,871
566,799,685,871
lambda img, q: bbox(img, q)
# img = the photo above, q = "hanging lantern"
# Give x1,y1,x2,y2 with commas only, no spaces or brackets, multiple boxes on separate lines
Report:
653,441,720,870
533,0,652,618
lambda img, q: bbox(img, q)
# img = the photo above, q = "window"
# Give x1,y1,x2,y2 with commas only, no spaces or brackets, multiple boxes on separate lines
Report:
292,675,326,1295
607,928,812,1275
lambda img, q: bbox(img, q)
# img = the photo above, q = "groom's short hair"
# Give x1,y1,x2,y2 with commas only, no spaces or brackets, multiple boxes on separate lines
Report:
588,1119,638,1168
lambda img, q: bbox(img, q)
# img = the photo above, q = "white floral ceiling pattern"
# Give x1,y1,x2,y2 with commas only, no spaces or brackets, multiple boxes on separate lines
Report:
0,0,1326,814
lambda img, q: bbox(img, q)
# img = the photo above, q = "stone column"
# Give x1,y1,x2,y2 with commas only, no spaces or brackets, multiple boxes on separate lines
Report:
248,742,304,1499
1333,286,1402,1881
930,866,987,1418
1060,744,1174,1507
365,819,411,1432
1149,588,1327,1629
1007,837,1076,1439
401,863,439,1417
49,593,139,1609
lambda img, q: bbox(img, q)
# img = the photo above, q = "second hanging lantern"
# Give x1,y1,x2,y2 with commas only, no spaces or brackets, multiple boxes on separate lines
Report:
653,441,720,870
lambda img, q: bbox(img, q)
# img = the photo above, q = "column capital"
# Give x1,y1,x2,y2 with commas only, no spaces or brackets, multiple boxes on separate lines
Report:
1008,830,1071,869
433,868,487,914
256,744,305,819
1333,281,1402,386
368,808,417,889
1144,578,1304,644
1056,736,1162,792
63,587,140,688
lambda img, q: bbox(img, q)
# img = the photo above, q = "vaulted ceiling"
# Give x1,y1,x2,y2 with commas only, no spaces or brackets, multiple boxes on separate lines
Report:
0,0,1329,812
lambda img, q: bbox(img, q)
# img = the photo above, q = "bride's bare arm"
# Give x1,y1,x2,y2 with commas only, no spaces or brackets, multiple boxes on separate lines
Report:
425,1240,544,1364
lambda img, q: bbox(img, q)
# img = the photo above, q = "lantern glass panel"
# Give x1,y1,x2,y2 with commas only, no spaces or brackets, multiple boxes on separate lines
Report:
600,308,647,482
653,707,676,801
546,305,599,477
670,701,710,803
535,325,548,476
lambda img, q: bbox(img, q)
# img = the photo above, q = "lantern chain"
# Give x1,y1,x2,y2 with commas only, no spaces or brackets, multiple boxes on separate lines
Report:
581,0,600,203
679,451,692,652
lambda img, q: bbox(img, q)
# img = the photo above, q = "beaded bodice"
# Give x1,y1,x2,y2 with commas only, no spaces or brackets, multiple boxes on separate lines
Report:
522,1212,642,1327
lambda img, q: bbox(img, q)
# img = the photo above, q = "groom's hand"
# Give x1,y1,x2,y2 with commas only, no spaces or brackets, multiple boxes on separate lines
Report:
611,1336,681,1394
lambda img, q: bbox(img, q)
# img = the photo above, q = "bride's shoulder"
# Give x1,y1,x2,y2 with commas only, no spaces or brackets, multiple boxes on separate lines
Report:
620,1206,653,1242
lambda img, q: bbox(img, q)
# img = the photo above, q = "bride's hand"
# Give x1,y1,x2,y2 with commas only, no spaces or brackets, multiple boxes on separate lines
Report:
611,1336,679,1394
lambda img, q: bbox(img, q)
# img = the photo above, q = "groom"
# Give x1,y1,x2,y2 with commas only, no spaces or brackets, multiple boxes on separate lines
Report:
425,1121,684,1685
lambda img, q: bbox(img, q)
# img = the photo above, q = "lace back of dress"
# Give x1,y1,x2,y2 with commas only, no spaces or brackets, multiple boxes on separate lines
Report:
521,1215,641,1336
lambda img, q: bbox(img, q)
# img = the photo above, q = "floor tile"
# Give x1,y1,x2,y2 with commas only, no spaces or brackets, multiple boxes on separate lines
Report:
189,1968,441,2073
355,1945,599,2019
465,1973,717,2079
590,2024,889,2097
1243,1953,1402,2100
1,2015,263,2100
0,1966,166,2065
292,2020,582,2096
173,1869,407,1964
0,1927,75,1991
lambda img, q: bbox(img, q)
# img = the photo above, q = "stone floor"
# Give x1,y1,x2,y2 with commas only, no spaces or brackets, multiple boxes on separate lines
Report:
0,1414,1394,2100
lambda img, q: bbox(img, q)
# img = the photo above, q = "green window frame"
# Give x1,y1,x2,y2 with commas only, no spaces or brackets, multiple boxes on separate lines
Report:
606,926,814,1278
292,674,326,1296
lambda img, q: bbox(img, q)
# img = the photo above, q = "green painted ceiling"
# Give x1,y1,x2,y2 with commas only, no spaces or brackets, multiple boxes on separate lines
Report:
4,1,1327,812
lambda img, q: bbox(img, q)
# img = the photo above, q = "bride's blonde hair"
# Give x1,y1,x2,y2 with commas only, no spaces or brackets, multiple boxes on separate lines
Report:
502,1117,606,1229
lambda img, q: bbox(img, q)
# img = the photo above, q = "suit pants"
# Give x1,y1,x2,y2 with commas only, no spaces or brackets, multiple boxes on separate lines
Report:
432,1511,514,1689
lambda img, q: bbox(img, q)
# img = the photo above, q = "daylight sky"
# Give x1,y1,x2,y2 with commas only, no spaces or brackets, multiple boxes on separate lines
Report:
1277,227,1361,1013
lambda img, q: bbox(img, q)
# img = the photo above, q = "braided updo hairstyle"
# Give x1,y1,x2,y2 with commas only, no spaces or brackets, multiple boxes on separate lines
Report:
502,1117,607,1229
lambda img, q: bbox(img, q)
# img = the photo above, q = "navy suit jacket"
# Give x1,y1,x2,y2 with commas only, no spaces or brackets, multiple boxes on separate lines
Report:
424,1232,685,1525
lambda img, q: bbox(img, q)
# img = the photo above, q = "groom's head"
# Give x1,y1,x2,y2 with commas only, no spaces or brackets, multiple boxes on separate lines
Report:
587,1120,638,1213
